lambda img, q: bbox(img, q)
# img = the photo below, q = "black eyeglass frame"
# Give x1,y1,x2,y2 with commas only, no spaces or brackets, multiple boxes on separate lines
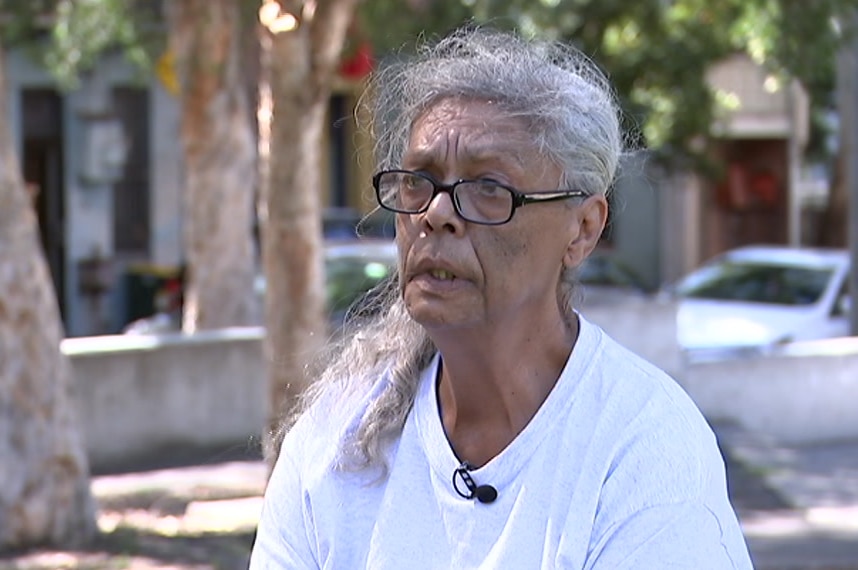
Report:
372,169,588,226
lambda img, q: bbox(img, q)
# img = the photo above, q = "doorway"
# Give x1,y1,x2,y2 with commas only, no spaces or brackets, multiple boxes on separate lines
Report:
22,89,66,322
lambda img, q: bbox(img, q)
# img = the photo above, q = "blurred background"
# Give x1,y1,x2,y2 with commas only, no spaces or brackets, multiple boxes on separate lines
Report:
2,0,858,568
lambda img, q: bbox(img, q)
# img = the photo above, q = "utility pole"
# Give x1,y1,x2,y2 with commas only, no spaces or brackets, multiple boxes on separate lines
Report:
839,15,858,335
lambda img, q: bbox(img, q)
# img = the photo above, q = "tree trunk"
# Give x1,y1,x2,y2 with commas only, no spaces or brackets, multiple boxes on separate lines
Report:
259,0,358,461
166,0,259,332
0,46,96,551
818,147,849,247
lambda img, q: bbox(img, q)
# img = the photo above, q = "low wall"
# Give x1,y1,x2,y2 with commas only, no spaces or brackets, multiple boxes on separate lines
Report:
585,298,858,443
680,337,858,443
63,328,268,472
63,310,858,472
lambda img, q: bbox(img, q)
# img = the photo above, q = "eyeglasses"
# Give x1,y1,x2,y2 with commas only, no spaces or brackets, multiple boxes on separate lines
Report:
373,170,587,226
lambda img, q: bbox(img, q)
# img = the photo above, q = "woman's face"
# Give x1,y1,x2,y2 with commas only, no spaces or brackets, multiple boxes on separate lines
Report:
395,98,606,333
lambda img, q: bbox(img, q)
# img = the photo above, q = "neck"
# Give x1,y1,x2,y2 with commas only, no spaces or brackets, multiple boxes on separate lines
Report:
431,311,579,467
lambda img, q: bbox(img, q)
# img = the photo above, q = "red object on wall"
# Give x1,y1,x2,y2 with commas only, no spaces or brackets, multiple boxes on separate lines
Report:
717,163,781,211
725,163,750,210
749,171,778,206
339,41,374,80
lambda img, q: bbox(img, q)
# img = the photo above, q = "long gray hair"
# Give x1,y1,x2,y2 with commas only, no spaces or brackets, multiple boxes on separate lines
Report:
274,26,623,471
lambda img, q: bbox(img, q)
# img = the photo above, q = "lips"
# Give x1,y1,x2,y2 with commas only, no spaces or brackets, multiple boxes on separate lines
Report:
408,257,463,283
429,269,456,280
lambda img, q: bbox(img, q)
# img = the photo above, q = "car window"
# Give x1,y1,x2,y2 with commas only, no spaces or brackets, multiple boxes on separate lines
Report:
676,262,834,306
325,257,394,315
578,256,644,290
832,279,851,316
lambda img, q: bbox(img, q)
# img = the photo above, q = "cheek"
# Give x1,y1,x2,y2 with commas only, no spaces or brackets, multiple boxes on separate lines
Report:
479,224,564,293
480,231,529,280
491,223,533,259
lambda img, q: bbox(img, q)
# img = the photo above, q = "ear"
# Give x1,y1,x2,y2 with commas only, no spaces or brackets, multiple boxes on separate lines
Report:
563,194,608,268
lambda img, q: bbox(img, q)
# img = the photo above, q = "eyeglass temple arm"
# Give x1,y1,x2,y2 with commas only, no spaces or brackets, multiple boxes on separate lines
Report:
517,190,586,206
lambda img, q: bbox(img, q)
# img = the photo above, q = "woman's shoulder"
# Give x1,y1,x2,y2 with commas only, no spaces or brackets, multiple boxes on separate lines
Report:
280,372,393,478
574,318,721,485
578,318,704,427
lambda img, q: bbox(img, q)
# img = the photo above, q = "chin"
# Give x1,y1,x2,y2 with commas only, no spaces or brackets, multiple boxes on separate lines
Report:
404,297,476,330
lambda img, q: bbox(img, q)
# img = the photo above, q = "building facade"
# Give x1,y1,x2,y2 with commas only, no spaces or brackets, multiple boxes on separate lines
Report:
5,48,812,335
5,48,370,336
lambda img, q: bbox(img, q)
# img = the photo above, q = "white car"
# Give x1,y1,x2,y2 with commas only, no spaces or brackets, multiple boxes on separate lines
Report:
674,245,852,357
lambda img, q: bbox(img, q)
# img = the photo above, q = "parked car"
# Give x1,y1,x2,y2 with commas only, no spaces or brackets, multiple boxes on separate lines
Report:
576,251,651,306
319,239,397,324
124,239,398,334
266,243,651,315
125,241,657,334
671,245,851,357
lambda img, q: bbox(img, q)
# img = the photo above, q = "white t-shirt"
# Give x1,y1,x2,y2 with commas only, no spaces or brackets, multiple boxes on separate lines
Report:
250,317,754,569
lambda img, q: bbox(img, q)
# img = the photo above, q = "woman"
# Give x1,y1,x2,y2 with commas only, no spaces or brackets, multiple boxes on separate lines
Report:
250,25,753,569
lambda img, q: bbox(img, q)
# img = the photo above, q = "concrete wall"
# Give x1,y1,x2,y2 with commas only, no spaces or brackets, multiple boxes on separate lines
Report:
680,337,858,444
586,299,858,444
63,328,268,471
63,311,858,472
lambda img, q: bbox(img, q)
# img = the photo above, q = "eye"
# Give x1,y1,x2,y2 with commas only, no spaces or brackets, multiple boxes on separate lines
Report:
471,180,507,198
401,172,433,193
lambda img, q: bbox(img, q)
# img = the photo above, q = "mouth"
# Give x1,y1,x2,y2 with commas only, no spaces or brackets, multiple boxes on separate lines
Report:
429,269,456,281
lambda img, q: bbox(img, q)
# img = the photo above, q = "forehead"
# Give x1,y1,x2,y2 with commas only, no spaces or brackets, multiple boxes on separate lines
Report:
404,98,537,169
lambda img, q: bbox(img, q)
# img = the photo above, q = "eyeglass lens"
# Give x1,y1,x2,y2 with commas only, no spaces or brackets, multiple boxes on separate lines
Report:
377,172,512,224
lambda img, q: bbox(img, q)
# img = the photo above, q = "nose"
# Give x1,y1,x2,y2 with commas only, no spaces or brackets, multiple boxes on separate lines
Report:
420,186,466,234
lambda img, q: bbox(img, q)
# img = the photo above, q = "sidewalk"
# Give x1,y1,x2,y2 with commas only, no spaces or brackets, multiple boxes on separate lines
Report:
87,428,858,570
715,421,858,570
92,459,268,536
1,458,268,570
5,429,858,569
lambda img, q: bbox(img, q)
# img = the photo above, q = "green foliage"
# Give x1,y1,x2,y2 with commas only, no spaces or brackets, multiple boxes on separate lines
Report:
0,0,164,88
3,0,853,167
360,0,858,168
0,0,59,44
44,0,163,88
356,0,473,54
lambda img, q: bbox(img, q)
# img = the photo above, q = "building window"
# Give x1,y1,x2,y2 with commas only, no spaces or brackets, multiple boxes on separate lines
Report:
112,87,150,254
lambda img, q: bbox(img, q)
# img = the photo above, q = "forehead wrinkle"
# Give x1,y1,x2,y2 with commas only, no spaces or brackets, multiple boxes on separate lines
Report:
404,99,537,177
405,130,530,176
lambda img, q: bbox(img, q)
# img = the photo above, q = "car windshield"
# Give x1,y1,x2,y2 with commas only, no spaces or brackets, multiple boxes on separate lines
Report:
326,256,394,316
676,261,834,306
578,256,642,289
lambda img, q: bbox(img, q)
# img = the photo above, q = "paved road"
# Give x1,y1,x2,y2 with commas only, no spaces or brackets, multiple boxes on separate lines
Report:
716,422,858,570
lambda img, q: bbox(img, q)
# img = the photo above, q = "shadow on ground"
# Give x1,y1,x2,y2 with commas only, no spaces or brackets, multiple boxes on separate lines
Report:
0,528,255,570
1,444,265,570
90,441,264,477
722,446,791,512
0,441,795,570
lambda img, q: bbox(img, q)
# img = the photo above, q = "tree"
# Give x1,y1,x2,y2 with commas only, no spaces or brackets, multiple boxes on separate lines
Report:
0,0,259,549
46,0,260,332
0,42,97,550
166,0,259,332
481,0,858,245
367,0,858,247
257,0,359,459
